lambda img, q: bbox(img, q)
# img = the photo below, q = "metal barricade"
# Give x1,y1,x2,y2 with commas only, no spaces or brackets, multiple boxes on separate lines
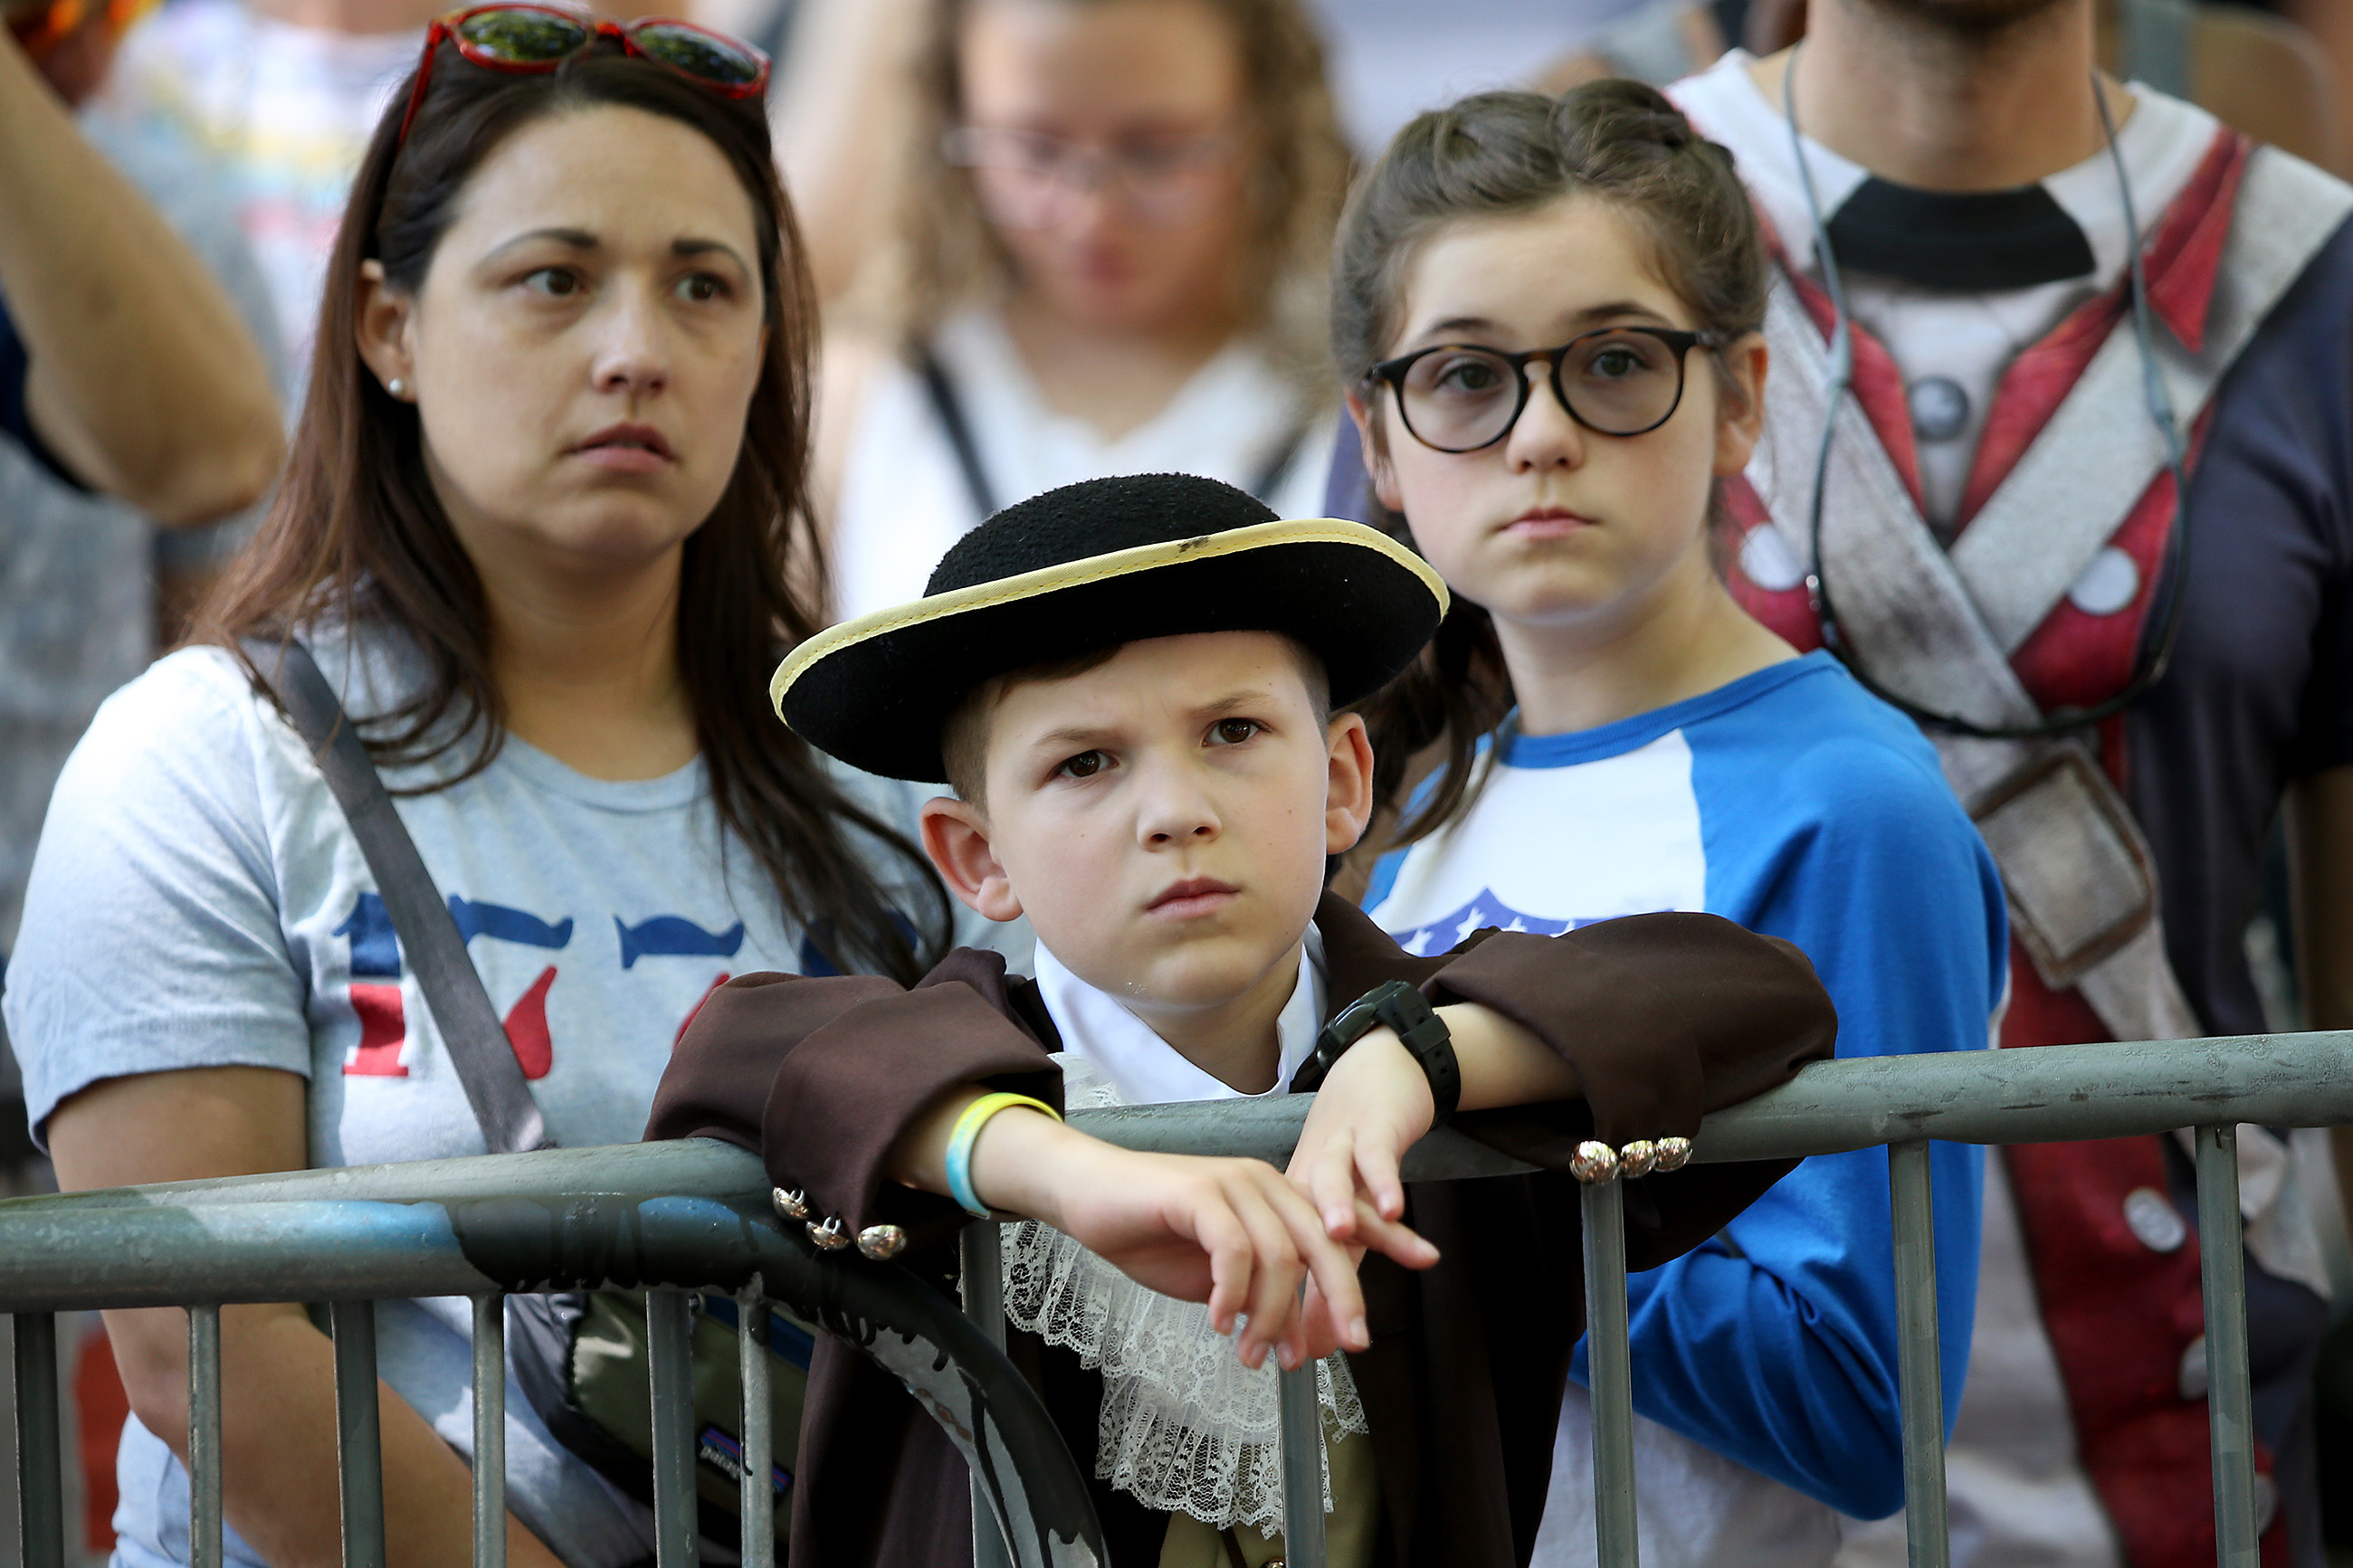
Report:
0,1143,1107,1568
2,1028,2348,1568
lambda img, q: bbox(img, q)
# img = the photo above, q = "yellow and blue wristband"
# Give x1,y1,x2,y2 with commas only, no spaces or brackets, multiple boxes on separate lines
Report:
945,1091,1061,1218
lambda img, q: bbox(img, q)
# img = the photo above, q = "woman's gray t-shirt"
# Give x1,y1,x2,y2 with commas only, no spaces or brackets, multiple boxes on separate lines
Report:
2,638,1014,1567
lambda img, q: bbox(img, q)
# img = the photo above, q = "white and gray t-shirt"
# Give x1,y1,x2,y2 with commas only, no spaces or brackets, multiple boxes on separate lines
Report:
2,632,1014,1568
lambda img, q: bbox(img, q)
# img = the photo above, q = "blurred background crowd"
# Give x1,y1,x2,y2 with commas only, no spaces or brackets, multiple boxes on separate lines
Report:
6,0,2353,1559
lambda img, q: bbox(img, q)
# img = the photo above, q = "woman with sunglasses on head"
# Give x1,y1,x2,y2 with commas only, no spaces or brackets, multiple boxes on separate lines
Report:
816,0,1348,619
2,13,961,1567
1341,83,2009,1566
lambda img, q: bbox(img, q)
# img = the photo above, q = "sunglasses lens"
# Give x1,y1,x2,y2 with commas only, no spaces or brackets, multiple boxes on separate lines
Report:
631,20,764,88
453,6,587,62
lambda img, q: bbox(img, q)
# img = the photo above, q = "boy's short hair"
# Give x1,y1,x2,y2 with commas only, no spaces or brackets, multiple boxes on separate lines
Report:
939,635,1336,807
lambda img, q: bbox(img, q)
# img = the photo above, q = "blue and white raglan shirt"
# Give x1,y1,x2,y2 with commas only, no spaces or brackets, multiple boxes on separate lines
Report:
1365,652,2008,1567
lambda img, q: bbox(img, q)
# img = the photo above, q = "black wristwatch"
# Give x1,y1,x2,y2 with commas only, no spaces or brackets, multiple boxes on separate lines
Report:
1291,979,1462,1125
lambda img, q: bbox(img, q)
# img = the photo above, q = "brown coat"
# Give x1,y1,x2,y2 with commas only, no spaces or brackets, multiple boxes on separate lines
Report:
646,894,1836,1568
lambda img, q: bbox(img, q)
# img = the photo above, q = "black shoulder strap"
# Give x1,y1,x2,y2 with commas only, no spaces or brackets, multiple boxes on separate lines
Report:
241,636,553,1155
924,345,1305,518
918,347,1000,525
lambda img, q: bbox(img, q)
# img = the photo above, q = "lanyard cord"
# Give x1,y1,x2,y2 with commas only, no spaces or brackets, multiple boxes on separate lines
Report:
1784,47,2195,740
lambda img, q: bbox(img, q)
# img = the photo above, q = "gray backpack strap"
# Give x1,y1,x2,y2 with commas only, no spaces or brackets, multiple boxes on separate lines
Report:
241,636,553,1155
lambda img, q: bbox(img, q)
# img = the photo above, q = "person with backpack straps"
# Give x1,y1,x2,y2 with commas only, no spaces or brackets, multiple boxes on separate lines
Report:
813,0,1346,622
1,14,994,1567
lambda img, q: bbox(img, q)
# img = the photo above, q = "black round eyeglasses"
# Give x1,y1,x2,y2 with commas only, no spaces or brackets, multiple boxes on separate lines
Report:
1367,326,1724,453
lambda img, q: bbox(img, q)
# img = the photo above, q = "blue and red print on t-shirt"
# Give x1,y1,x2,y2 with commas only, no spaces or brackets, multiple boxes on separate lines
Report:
331,891,753,1079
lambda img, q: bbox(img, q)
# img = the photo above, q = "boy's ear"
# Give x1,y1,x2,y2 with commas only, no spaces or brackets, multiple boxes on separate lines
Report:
1345,389,1405,515
919,795,1024,923
1324,712,1376,856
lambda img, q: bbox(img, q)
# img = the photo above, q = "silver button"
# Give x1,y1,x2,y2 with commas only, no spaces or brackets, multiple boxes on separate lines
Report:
1908,376,1971,442
2067,546,2141,617
1569,1141,1619,1184
1739,525,1808,593
2124,1186,2186,1253
2179,1335,2207,1401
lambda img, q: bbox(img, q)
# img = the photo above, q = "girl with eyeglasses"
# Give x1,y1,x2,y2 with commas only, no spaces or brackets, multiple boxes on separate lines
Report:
5,14,973,1567
1340,82,2009,1567
815,0,1349,620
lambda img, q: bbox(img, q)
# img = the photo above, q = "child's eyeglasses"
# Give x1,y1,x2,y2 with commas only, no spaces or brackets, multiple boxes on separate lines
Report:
397,4,769,148
1368,327,1725,452
941,125,1235,231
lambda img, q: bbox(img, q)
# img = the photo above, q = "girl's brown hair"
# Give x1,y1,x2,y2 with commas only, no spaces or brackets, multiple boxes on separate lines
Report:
196,41,951,983
1335,80,1767,846
881,0,1350,394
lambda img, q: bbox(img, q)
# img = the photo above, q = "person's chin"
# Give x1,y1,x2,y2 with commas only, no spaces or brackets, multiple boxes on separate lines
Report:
1125,927,1292,1010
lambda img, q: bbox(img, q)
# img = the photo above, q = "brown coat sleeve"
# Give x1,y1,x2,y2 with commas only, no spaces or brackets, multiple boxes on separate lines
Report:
1412,909,1837,1268
1426,910,1836,1142
643,948,1063,1239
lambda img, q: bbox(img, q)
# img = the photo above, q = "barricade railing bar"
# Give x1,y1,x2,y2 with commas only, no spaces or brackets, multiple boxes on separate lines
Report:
2,1027,2348,1568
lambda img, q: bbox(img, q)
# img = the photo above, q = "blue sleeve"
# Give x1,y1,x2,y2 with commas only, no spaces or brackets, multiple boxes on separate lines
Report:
0,291,87,491
1575,726,2007,1519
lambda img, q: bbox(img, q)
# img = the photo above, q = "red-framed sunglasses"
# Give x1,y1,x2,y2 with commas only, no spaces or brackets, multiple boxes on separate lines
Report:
397,4,768,146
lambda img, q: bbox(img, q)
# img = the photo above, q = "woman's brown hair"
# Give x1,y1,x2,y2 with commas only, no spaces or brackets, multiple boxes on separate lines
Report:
196,40,951,983
1335,80,1767,847
878,0,1350,396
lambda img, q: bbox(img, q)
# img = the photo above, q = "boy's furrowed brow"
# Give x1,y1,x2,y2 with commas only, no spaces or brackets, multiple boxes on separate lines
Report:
1194,688,1281,717
1025,722,1120,755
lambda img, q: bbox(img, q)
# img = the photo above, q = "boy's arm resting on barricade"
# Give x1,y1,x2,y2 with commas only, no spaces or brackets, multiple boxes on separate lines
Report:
645,952,1431,1370
1309,908,1837,1267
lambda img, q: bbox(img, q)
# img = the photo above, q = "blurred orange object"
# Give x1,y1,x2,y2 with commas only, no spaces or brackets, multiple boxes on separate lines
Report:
7,0,161,62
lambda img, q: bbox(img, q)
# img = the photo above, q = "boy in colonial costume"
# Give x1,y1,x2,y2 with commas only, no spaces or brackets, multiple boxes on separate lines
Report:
648,472,1836,1568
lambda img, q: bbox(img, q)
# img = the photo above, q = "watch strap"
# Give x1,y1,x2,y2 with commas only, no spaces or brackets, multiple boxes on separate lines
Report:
1293,979,1461,1125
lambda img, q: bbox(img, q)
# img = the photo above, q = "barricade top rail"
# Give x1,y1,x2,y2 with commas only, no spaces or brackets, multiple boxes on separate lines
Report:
0,1028,2343,1568
6,1028,2346,1229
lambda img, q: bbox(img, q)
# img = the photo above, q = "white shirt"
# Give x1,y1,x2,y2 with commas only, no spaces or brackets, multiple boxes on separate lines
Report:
1671,52,2218,527
830,308,1336,620
1031,929,1325,1107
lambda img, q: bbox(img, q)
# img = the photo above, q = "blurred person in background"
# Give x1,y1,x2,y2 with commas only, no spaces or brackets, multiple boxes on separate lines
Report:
0,0,281,1138
1617,0,2339,167
91,0,438,395
816,0,1349,619
1659,2,2352,1564
1703,0,2343,169
4,5,281,1544
772,0,1673,309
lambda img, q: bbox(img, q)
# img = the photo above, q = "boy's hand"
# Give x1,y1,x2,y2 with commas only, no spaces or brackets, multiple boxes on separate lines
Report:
970,1110,1371,1369
1286,1028,1443,1269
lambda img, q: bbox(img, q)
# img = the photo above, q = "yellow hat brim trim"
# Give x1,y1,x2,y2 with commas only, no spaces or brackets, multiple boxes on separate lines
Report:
770,518,1449,718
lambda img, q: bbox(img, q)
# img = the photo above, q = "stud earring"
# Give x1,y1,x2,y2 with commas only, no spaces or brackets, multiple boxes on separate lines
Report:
386,376,406,399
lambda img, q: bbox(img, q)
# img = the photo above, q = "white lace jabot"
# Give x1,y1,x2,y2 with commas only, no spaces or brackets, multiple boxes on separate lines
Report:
1006,932,1367,1531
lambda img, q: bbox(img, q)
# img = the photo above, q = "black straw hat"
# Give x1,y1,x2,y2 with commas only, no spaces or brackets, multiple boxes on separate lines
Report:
773,473,1448,783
